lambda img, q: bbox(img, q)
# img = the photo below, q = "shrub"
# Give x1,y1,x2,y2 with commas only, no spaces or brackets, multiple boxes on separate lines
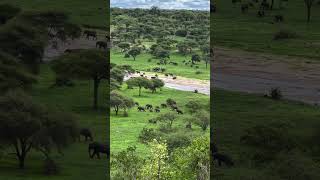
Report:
271,152,320,180
273,30,297,40
124,53,130,58
43,158,59,175
269,87,282,100
123,111,129,117
195,71,201,74
166,134,191,153
53,76,74,87
138,128,158,144
240,121,296,163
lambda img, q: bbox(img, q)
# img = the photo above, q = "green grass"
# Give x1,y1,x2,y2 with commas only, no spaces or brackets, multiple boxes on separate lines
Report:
0,64,108,180
213,89,320,179
111,51,210,80
2,0,108,29
111,85,210,155
213,0,320,59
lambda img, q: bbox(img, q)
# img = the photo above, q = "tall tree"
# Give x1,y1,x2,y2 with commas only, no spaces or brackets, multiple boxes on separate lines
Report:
126,77,151,96
128,47,141,61
51,49,108,109
0,91,79,169
304,0,315,22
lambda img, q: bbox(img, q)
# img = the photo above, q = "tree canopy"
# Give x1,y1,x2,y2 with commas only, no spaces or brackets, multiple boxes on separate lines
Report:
51,49,108,109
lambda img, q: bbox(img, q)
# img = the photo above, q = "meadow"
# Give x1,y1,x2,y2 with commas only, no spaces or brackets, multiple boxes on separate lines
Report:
212,89,320,179
2,0,108,29
111,85,210,154
0,64,108,180
213,0,320,59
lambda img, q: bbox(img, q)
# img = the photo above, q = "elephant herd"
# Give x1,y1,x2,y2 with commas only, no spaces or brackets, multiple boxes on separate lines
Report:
136,101,183,114
83,30,110,50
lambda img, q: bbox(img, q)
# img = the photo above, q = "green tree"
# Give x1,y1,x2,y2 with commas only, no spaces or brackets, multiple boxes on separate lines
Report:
110,91,134,115
149,79,165,93
112,146,143,179
191,54,201,64
193,111,210,131
51,49,108,109
142,139,172,180
173,136,210,180
185,100,203,114
128,47,141,61
126,77,151,96
0,91,79,169
118,42,130,52
156,113,177,128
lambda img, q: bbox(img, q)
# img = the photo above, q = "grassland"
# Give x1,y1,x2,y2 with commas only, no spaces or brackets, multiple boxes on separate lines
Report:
0,64,108,180
111,85,209,155
111,51,210,80
2,0,108,28
213,89,320,179
213,0,320,59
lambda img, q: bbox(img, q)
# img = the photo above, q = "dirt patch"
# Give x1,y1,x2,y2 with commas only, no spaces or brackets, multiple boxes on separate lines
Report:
213,47,320,104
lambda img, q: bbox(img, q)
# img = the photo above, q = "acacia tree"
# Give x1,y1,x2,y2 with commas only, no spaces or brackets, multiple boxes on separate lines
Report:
0,91,79,169
304,0,315,22
149,79,165,93
126,77,151,96
0,10,81,74
51,49,108,109
110,91,135,115
118,42,130,52
128,47,141,61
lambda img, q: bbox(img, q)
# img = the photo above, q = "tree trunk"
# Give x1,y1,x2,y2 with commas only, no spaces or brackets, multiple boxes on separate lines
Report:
93,78,100,109
18,156,25,169
270,0,274,10
115,106,119,115
307,6,311,22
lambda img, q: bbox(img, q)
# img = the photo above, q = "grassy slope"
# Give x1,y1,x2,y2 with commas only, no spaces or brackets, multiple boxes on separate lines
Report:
213,89,320,179
0,64,108,180
111,51,210,80
2,0,108,28
111,85,210,155
213,0,320,59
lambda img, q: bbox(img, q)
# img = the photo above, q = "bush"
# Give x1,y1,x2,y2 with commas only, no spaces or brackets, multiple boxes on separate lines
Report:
53,76,74,87
43,158,59,175
166,134,191,153
269,87,282,100
273,30,297,40
240,121,296,163
271,152,320,180
124,53,130,58
195,71,202,74
138,128,158,144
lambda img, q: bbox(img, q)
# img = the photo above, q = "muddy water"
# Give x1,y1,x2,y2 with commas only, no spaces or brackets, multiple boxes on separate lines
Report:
214,47,320,105
124,73,210,95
